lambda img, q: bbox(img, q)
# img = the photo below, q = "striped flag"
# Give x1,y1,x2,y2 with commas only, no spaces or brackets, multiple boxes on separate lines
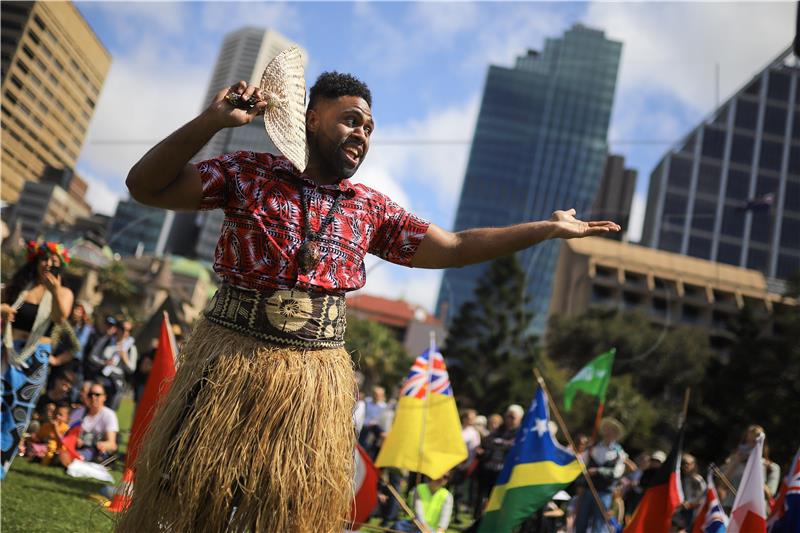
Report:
767,446,800,533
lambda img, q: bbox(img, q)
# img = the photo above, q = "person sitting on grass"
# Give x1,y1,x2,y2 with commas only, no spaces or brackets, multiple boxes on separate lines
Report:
394,473,454,533
59,383,118,466
25,403,70,466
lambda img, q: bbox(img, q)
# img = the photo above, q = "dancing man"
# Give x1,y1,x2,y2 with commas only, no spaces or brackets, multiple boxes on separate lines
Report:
118,67,619,532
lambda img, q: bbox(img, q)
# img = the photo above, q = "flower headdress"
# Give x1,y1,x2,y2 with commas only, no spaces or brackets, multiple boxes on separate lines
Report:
26,240,71,265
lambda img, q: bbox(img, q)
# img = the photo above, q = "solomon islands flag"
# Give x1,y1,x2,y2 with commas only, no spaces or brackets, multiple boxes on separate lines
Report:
478,387,582,533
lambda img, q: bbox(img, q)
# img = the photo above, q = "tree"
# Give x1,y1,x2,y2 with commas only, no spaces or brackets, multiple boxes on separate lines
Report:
96,259,136,304
345,316,409,393
443,255,539,414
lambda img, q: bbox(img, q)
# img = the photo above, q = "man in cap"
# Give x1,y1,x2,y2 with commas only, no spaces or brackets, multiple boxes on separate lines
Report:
120,66,620,533
575,417,628,533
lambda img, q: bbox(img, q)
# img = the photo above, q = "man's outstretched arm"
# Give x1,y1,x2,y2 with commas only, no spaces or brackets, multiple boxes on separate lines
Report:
410,209,621,269
126,82,267,210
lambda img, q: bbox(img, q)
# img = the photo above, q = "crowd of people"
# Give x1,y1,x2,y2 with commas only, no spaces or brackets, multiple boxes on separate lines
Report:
354,381,788,533
0,242,181,476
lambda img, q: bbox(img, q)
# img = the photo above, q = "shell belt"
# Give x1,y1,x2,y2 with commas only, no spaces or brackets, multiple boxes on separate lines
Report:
203,284,347,348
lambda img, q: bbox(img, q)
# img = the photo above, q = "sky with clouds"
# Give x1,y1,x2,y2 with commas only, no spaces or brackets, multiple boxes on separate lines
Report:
73,1,793,313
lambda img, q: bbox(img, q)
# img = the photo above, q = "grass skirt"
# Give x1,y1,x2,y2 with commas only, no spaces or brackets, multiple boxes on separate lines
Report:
116,319,356,533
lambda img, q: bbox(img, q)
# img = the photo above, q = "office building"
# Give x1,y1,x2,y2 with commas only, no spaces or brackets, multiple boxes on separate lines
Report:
108,199,172,257
1,1,111,203
641,46,800,283
550,237,795,354
437,25,622,332
12,165,91,240
170,27,307,263
591,154,637,241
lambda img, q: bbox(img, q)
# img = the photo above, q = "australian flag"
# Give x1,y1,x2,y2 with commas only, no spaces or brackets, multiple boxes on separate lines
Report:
692,472,728,533
767,447,800,533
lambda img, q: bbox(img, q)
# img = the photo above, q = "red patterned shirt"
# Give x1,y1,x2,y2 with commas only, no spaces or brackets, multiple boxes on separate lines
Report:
195,151,430,294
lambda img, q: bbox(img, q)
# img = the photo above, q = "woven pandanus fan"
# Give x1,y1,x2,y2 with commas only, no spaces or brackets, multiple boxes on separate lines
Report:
260,46,308,172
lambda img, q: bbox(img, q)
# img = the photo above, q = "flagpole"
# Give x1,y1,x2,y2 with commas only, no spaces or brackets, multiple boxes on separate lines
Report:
384,479,429,533
590,402,605,442
533,368,616,533
710,464,737,497
413,331,436,506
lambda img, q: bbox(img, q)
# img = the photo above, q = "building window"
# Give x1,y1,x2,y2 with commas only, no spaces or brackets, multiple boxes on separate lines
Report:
22,45,34,59
735,98,759,131
33,15,46,31
10,75,22,88
668,155,693,189
53,58,63,72
768,71,791,102
759,139,783,172
762,105,787,137
697,162,722,195
721,204,745,238
682,304,702,323
730,134,755,165
702,127,726,160
746,247,768,271
27,31,39,45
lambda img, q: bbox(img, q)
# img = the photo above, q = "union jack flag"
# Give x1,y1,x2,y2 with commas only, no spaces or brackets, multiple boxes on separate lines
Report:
399,347,452,398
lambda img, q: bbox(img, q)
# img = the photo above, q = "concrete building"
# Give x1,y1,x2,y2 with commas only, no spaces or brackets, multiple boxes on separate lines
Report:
12,165,91,240
437,25,622,332
108,199,172,257
641,46,800,283
592,154,637,241
1,1,110,203
169,27,307,263
550,237,796,354
347,293,446,358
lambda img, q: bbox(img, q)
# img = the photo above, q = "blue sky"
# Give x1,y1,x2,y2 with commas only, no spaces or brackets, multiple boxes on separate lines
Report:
73,1,793,312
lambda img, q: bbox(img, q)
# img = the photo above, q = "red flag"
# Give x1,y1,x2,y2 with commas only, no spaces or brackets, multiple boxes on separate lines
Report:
729,433,767,533
349,444,378,529
59,421,82,461
126,312,177,466
624,426,684,533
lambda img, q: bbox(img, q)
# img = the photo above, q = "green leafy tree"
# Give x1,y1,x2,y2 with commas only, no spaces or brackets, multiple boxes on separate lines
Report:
1,249,27,284
696,299,800,467
345,316,409,393
97,259,136,304
444,255,538,414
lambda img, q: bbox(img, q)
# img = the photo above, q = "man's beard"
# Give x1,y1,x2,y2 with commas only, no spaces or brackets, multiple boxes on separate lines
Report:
308,131,361,180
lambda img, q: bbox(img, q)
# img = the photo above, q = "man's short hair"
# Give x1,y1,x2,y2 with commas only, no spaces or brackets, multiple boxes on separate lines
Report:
309,72,372,110
506,404,524,418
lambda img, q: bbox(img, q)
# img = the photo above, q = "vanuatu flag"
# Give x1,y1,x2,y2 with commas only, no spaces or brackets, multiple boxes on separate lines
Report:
375,343,467,480
564,348,615,411
478,387,582,533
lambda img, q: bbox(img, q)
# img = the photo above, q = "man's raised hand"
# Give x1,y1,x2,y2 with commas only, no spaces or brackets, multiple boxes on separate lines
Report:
206,80,269,129
549,208,621,239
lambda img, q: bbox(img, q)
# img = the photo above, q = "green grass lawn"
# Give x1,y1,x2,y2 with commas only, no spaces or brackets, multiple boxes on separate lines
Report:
2,397,475,532
1,398,134,533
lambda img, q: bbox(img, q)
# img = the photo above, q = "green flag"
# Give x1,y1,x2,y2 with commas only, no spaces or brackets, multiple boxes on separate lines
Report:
563,348,615,412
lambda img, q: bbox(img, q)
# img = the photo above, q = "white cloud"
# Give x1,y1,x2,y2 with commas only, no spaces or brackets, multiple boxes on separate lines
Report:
364,96,480,225
77,45,209,185
81,170,122,216
85,1,190,40
585,2,794,113
352,259,443,315
199,2,301,36
627,192,646,244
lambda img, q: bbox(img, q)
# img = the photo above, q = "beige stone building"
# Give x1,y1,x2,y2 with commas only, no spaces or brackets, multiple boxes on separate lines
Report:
550,237,796,352
1,1,111,203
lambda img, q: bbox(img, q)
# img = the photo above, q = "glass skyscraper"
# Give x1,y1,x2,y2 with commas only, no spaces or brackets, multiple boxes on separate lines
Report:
641,46,799,284
437,25,622,332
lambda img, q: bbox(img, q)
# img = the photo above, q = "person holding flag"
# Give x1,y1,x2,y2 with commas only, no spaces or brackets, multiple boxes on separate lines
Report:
691,471,728,533
478,387,582,533
729,432,770,533
575,417,628,533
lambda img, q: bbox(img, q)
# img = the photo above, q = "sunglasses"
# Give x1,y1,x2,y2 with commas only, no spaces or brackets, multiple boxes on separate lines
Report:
88,392,105,398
